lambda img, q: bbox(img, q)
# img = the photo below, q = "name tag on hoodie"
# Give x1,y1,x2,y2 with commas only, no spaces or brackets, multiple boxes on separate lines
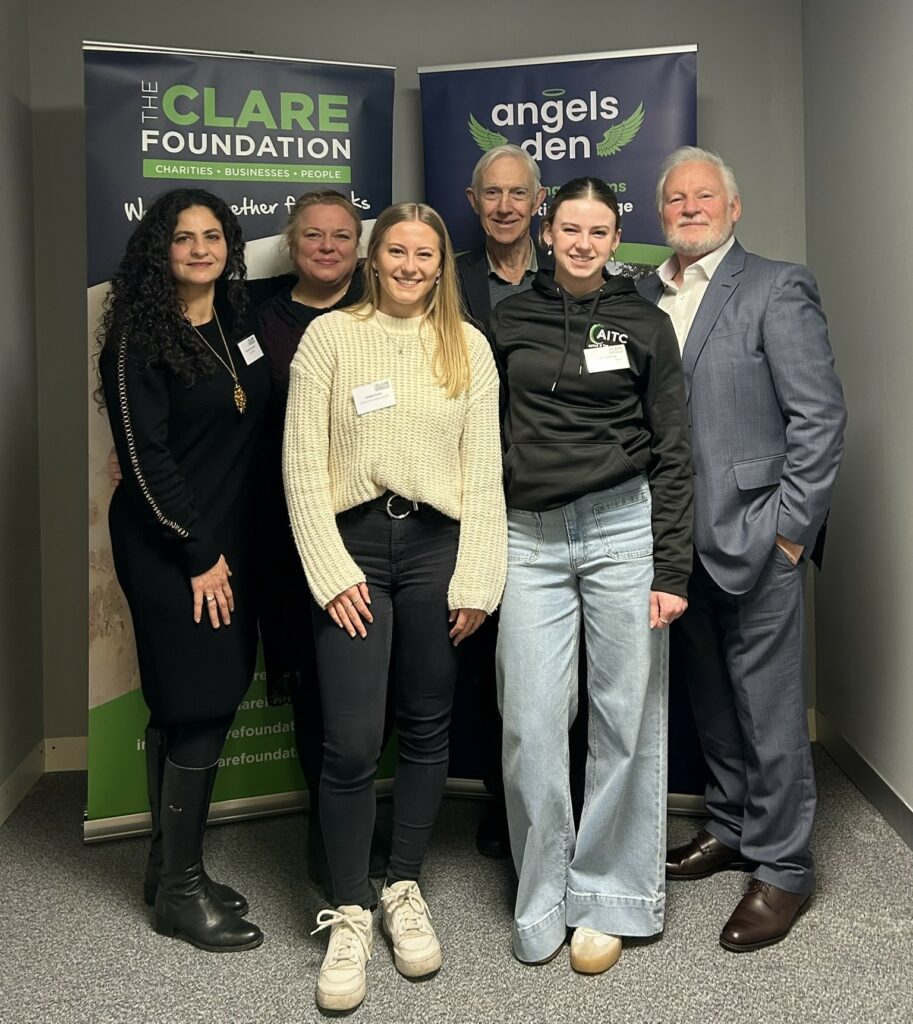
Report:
584,345,630,374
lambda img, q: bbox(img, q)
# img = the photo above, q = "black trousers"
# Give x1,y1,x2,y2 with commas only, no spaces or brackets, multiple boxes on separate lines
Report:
314,499,462,907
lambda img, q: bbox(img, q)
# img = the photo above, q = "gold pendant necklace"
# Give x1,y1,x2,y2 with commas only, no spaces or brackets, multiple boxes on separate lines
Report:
191,309,247,414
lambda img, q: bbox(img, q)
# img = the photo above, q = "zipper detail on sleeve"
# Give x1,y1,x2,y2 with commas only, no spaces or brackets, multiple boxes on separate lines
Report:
116,338,190,539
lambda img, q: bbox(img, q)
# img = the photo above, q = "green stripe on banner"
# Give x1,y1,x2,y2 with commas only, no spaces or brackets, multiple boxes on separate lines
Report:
87,686,153,820
142,159,352,183
87,665,398,821
614,242,673,267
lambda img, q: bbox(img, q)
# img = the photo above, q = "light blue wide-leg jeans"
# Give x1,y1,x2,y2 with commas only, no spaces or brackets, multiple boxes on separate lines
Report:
497,477,668,963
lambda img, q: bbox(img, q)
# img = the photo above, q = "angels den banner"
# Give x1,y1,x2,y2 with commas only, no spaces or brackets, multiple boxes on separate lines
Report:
85,42,394,838
418,45,696,268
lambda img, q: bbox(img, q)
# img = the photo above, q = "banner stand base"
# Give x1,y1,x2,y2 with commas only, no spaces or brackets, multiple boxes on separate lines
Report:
84,778,704,842
83,776,492,842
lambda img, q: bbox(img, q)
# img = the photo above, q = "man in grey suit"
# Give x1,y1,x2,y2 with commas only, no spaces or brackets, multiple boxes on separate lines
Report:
639,147,846,952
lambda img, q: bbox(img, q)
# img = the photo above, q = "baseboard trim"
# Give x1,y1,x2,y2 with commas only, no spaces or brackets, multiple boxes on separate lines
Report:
443,777,488,798
668,792,705,814
816,711,913,851
44,736,87,772
0,741,44,827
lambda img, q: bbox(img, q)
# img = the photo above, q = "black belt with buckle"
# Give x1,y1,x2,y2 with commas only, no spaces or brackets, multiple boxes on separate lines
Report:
365,491,421,519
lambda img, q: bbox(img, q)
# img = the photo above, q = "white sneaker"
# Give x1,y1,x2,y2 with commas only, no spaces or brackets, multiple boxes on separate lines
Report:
311,905,374,1010
570,927,622,974
380,880,442,977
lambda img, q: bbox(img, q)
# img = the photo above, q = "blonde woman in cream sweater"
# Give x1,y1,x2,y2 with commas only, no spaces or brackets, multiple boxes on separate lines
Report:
283,202,506,1012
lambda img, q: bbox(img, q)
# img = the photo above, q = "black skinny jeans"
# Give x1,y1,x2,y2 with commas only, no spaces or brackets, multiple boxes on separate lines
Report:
314,497,462,907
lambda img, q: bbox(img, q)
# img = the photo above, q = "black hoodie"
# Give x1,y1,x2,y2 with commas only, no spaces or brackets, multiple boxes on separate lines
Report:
490,268,692,596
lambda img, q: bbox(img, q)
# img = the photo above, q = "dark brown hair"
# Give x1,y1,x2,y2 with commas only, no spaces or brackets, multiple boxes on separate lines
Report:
541,177,622,243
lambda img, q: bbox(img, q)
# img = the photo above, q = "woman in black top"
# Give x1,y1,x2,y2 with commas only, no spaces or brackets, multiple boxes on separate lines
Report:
249,191,393,901
491,178,692,973
103,191,380,905
98,188,268,951
252,192,362,725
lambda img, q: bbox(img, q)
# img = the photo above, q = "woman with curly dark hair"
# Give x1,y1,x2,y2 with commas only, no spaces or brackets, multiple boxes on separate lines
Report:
98,188,267,952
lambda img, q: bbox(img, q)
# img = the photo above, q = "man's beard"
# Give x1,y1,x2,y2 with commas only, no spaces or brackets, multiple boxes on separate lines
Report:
664,218,733,258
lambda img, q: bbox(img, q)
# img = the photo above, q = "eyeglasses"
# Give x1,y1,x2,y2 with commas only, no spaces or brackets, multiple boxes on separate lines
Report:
478,187,533,203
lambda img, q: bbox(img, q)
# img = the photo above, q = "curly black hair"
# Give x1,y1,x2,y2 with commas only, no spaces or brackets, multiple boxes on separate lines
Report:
97,188,248,396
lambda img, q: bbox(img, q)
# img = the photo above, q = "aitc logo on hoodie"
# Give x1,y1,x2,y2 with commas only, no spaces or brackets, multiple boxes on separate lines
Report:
588,324,629,347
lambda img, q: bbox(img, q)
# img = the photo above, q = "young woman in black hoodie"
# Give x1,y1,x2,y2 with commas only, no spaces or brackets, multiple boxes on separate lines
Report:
491,178,692,973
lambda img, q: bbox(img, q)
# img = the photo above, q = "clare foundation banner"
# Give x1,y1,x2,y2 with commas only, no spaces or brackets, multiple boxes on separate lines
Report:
84,42,394,287
86,42,394,838
418,45,697,270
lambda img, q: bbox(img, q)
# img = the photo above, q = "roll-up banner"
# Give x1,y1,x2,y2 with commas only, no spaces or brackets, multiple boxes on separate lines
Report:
85,42,394,839
419,45,708,799
419,45,697,273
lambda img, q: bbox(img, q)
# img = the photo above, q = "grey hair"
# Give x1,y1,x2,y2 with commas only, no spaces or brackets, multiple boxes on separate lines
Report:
655,146,740,213
470,144,542,195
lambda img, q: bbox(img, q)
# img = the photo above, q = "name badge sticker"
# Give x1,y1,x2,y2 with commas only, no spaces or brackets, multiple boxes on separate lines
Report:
584,345,630,374
352,379,396,415
237,335,264,365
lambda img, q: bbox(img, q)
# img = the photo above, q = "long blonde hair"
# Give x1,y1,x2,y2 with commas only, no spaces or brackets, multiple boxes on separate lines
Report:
352,202,469,398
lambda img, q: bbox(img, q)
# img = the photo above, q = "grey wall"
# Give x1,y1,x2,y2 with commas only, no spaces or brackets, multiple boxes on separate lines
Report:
804,1,913,809
0,0,44,781
27,0,808,739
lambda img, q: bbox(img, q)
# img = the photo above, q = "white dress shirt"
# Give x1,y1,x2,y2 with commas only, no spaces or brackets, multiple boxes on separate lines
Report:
657,235,735,352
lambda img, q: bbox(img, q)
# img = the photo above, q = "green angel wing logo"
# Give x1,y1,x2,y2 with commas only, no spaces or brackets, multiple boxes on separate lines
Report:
595,102,645,157
468,113,508,152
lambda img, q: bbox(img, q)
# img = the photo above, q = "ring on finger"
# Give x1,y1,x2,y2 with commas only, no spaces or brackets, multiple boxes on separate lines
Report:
205,594,216,603
659,616,669,624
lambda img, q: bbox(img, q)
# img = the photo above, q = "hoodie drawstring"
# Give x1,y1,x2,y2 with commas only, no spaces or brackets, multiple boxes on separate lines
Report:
550,290,603,392
550,292,573,392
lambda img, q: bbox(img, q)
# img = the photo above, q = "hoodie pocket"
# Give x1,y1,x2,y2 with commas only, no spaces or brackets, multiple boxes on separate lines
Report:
505,441,640,511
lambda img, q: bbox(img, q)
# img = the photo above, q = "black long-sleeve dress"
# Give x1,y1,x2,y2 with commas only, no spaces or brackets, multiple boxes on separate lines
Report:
100,310,270,724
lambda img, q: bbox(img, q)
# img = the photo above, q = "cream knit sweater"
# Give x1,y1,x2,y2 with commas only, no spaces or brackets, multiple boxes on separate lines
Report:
282,308,507,612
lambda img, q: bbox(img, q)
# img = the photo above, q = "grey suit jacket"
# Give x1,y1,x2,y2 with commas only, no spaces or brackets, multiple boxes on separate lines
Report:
639,240,846,595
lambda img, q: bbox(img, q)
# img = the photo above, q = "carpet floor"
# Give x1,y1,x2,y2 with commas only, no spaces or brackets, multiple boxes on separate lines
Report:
1,746,910,1023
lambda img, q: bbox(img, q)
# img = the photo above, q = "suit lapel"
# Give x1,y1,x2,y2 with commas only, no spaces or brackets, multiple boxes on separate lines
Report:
638,274,664,306
463,250,493,330
681,241,745,401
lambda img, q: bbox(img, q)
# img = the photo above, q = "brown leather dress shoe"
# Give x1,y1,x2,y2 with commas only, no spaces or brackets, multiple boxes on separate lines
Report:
719,879,811,952
666,829,755,880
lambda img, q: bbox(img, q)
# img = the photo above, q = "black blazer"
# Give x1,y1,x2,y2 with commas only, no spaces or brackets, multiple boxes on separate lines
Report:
456,243,553,336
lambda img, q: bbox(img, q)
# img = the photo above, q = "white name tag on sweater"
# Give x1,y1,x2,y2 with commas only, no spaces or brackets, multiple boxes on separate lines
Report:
584,345,630,373
352,379,396,415
237,335,264,365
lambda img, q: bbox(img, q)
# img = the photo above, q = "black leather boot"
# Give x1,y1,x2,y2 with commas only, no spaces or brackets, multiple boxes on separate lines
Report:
142,727,249,915
153,759,263,951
